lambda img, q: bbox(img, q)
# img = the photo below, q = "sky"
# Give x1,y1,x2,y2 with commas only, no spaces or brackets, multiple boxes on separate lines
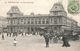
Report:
0,0,80,26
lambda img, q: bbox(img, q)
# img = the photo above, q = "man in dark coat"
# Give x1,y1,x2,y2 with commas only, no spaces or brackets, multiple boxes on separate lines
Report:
62,35,70,47
43,30,50,48
2,34,4,40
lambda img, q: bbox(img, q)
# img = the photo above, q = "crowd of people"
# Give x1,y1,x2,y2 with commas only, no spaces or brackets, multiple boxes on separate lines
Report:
42,30,71,48
0,29,79,48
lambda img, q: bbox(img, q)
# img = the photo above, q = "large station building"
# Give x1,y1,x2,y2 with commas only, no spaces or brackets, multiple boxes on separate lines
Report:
7,2,78,35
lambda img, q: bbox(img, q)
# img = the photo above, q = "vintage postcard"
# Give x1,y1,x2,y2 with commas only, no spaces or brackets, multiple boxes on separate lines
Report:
0,0,80,51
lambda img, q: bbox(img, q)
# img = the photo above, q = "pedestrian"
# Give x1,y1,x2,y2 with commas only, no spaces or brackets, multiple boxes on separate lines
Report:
15,32,17,37
62,35,70,47
7,33,9,37
10,33,12,37
25,32,27,36
43,31,50,48
13,38,17,46
2,34,4,40
21,32,24,36
13,32,15,37
53,36,58,43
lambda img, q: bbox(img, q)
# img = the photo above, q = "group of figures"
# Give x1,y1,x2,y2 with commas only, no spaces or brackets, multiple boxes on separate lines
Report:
42,30,71,48
1,30,71,47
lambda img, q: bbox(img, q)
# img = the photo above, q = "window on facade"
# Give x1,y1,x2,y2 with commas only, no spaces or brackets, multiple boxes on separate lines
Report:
54,18,57,24
38,18,41,24
31,27,33,31
17,22,19,24
31,18,34,24
42,18,45,24
42,21,45,24
17,19,19,24
8,20,9,24
46,19,49,24
21,19,23,22
46,21,49,24
31,18,33,20
13,20,15,24
27,21,30,24
54,12,58,15
10,14,13,17
31,21,34,24
35,21,37,24
55,6,57,8
54,27,57,30
39,21,41,24
63,18,67,25
24,22,26,24
50,18,52,23
59,18,61,24
10,20,12,25
24,19,26,21
27,27,29,31
23,19,26,24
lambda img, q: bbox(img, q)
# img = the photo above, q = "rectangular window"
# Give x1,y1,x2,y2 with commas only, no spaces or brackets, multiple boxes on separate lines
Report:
42,21,45,24
42,18,45,24
31,18,34,24
21,19,23,22
35,21,37,24
27,21,30,24
24,22,26,24
46,19,49,24
54,18,57,24
31,21,34,24
8,20,10,24
39,21,41,24
24,19,26,24
13,20,15,24
46,21,49,24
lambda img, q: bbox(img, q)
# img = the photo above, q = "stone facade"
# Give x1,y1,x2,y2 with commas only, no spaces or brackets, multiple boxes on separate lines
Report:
7,2,78,35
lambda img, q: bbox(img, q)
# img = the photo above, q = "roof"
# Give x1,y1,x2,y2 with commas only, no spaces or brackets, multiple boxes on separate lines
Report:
24,14,50,17
7,14,50,18
50,2,65,12
7,6,22,14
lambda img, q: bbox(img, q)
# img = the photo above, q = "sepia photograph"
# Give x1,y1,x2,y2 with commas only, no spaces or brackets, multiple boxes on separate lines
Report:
0,0,80,51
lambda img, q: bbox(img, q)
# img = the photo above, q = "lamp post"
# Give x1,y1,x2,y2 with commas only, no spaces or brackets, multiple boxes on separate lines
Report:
71,17,73,35
1,24,5,40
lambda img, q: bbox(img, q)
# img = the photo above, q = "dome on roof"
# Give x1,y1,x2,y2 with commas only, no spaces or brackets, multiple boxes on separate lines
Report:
50,2,67,16
7,6,22,14
50,2,65,12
